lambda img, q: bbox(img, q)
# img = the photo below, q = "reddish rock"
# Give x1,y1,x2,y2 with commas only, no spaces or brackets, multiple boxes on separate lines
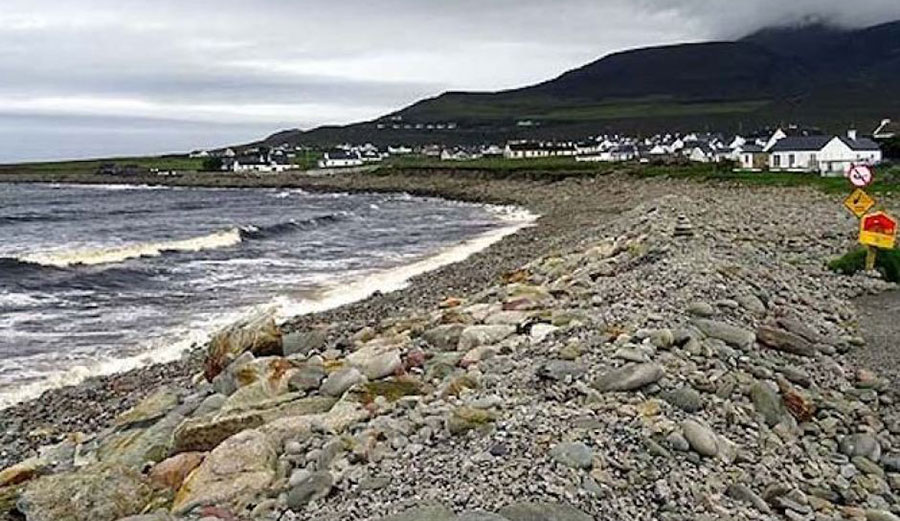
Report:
149,452,206,491
439,297,463,309
783,388,815,422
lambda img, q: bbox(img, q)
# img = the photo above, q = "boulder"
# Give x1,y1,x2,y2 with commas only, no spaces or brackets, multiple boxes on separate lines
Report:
97,396,201,468
282,329,327,357
692,319,755,349
321,367,367,397
421,324,467,351
286,471,333,509
593,363,664,392
686,302,715,317
756,326,816,357
0,458,45,488
172,396,336,453
356,350,403,380
549,442,593,470
172,429,277,514
662,387,702,413
681,420,718,457
458,325,516,351
750,381,787,427
18,464,154,521
840,433,882,462
288,363,327,392
114,386,180,429
204,313,282,381
148,452,206,491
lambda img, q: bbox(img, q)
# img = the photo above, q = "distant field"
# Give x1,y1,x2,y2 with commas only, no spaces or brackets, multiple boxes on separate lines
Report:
0,155,203,174
385,155,618,172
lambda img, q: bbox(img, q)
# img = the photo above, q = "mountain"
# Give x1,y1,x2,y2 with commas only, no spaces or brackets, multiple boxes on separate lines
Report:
264,20,900,147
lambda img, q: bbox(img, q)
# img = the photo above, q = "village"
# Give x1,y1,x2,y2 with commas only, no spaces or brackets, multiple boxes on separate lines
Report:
178,118,899,178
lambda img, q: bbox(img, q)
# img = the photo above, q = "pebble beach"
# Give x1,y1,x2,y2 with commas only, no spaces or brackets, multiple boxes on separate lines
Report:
2,168,899,521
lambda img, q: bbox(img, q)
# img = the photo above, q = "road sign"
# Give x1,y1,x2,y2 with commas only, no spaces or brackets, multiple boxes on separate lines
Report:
844,188,876,218
859,211,898,249
847,164,874,188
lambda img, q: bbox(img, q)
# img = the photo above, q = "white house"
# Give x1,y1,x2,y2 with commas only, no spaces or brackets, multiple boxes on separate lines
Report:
225,154,295,173
768,131,882,175
318,150,364,168
736,144,767,170
504,142,576,159
387,145,413,155
816,131,882,176
768,136,833,172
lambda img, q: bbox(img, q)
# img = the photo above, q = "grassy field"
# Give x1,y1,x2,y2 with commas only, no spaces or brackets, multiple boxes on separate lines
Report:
0,155,204,174
385,155,619,173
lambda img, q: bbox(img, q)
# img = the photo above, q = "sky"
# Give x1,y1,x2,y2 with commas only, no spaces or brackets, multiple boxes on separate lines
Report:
1,0,899,162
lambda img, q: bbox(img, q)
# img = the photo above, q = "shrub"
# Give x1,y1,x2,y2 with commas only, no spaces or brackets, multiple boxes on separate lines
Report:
828,247,900,282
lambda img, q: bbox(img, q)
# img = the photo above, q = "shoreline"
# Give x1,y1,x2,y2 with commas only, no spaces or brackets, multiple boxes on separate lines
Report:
4,169,900,520
1,168,595,467
0,188,538,411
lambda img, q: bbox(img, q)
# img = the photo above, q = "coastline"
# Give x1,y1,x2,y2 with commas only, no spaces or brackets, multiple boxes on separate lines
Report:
3,168,900,521
0,168,621,466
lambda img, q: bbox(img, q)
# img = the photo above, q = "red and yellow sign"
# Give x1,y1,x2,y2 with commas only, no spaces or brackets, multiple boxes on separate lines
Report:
859,211,898,249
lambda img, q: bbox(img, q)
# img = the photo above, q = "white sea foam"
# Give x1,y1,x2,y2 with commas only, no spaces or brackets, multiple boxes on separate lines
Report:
272,205,539,321
17,228,243,268
0,203,539,410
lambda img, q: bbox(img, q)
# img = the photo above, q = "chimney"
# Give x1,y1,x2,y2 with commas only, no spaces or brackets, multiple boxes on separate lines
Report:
848,128,858,141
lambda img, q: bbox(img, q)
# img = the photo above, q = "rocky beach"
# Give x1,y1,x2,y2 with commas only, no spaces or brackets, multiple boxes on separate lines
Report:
2,168,900,521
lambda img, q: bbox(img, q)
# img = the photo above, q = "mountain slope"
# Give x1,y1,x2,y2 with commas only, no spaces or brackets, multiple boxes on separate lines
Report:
265,20,900,146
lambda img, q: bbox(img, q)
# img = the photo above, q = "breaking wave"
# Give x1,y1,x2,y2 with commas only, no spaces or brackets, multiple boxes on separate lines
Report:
15,228,244,268
10,213,350,268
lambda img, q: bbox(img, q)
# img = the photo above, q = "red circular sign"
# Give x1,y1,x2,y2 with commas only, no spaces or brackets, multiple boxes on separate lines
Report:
847,164,874,188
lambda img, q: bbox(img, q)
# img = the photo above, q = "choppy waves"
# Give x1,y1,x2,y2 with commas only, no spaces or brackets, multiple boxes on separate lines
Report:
10,212,351,268
16,228,244,268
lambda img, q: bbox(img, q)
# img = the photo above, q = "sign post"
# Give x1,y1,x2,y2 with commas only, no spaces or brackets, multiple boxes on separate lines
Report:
842,164,893,273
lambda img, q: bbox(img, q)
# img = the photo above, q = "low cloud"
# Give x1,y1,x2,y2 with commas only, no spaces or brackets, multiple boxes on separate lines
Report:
0,0,897,160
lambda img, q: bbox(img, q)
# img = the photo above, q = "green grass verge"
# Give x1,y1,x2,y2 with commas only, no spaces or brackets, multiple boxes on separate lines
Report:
385,155,618,173
828,247,900,282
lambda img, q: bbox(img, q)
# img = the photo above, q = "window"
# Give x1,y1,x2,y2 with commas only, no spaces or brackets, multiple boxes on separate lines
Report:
774,155,782,167
788,154,795,166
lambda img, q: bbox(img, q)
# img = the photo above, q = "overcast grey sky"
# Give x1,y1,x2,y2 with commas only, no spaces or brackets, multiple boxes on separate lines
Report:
1,0,899,162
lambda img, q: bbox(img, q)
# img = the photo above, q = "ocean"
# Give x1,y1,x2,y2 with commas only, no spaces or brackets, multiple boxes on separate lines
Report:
0,183,533,409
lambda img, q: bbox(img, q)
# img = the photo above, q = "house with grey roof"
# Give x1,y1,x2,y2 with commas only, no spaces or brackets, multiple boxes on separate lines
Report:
768,130,882,176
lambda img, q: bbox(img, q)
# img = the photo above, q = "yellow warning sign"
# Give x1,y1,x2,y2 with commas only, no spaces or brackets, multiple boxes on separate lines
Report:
844,188,876,218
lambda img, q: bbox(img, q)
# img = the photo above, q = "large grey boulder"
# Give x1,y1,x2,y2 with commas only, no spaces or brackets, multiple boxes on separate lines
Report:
549,442,593,470
18,464,154,521
282,330,327,357
681,419,718,457
458,325,516,351
692,319,755,349
749,381,786,427
421,324,467,351
593,363,664,392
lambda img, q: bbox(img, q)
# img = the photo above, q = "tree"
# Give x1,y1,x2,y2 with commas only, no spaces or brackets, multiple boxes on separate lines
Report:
201,157,224,171
881,138,900,160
